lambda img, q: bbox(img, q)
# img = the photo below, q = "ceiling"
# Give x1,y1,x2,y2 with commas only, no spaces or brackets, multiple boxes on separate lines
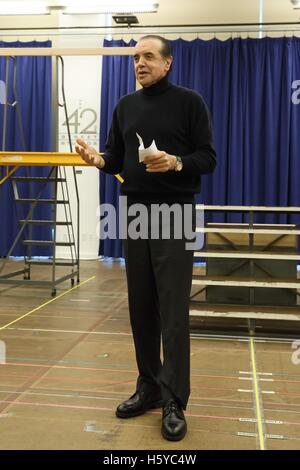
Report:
0,0,299,32
136,0,300,26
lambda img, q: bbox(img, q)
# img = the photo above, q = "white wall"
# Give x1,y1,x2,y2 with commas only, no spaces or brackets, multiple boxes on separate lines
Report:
55,49,103,259
54,15,105,260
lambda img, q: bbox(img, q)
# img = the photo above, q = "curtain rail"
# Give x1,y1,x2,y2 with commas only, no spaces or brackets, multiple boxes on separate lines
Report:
1,29,300,38
1,21,300,31
1,26,300,38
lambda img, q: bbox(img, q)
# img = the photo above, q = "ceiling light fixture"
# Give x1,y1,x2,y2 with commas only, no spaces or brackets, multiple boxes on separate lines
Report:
0,0,159,16
0,0,50,15
62,1,159,15
113,15,139,25
291,0,300,7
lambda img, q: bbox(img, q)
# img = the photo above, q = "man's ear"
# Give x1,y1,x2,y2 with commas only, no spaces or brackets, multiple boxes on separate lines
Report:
165,56,173,70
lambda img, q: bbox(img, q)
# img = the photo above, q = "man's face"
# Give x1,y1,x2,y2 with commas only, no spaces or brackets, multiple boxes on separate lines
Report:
134,38,172,88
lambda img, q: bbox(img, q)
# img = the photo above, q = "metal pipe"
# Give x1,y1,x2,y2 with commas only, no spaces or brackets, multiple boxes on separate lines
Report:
1,21,300,30
11,57,27,151
1,22,300,37
57,55,80,280
2,57,9,151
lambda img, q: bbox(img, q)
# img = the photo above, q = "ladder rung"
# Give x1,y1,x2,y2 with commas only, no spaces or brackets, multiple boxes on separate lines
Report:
197,205,300,212
197,227,300,235
11,177,66,182
23,240,75,246
189,306,300,321
192,275,300,289
19,220,72,225
194,250,300,260
16,199,69,204
26,260,78,266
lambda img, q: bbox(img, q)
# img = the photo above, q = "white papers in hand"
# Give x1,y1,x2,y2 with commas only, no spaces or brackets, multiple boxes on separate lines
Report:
136,133,158,163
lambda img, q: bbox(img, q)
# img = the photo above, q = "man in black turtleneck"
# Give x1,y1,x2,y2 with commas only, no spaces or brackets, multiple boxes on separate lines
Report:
75,35,216,442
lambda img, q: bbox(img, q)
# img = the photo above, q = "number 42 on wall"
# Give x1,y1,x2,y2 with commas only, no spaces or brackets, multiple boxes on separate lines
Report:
62,108,98,135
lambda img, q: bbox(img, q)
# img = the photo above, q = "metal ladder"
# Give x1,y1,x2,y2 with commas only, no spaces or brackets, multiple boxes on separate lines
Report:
0,55,80,296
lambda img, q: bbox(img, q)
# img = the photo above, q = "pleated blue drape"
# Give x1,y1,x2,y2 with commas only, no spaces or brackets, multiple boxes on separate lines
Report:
0,41,52,256
99,37,300,256
99,39,136,258
171,38,300,225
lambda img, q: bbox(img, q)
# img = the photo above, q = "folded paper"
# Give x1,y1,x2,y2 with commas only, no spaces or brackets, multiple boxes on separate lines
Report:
136,133,158,163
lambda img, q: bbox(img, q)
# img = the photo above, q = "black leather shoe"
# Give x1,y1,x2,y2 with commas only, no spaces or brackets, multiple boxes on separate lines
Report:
116,389,163,419
161,399,187,441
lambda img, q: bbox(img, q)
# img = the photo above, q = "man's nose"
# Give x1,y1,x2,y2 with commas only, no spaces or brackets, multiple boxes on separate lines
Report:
136,57,146,67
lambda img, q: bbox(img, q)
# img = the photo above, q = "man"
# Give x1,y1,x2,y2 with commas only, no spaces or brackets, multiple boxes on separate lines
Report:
75,35,216,441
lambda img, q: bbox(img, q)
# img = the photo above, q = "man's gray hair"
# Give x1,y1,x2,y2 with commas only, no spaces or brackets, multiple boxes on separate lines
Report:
139,35,172,58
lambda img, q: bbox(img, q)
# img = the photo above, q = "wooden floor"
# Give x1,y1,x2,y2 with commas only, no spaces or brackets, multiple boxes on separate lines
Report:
0,259,300,450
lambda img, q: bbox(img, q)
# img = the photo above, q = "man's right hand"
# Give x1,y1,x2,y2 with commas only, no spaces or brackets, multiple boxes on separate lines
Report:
75,138,105,169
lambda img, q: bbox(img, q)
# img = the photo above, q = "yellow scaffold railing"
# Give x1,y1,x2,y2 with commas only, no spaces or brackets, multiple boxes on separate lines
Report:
0,151,124,185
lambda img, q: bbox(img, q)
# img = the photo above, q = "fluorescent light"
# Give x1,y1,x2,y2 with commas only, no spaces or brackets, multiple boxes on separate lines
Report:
62,1,159,15
0,0,159,16
0,1,50,15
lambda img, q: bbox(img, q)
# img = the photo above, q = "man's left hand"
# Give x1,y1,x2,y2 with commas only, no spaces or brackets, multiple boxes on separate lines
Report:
143,152,177,173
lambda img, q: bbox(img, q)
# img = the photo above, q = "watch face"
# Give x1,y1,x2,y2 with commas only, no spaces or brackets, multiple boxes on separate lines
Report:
176,157,183,171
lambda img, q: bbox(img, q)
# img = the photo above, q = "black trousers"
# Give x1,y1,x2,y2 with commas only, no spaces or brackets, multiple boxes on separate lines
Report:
123,204,195,409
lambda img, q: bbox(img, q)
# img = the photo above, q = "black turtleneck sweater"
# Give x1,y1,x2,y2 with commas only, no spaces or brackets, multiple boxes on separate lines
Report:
102,75,216,203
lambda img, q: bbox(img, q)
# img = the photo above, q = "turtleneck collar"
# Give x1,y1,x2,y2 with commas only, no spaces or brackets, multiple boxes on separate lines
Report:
141,74,172,96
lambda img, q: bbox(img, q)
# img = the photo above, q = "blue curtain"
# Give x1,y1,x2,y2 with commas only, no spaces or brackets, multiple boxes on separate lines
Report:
0,41,52,256
99,39,136,257
99,37,300,256
170,37,300,225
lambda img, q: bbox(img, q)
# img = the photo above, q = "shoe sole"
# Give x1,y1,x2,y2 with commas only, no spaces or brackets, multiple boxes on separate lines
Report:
161,426,187,442
116,400,163,419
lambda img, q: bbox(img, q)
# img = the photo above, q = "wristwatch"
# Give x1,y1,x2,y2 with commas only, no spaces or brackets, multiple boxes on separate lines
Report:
174,156,183,172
